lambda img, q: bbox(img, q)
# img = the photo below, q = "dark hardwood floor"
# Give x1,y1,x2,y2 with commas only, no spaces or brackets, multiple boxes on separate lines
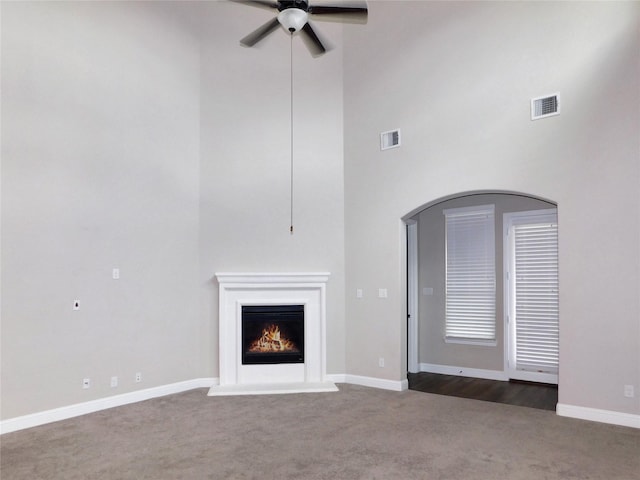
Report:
408,372,558,411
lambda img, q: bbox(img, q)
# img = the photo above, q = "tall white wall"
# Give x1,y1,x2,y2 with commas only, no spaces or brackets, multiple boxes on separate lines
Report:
197,2,346,377
1,1,346,421
1,2,202,419
2,0,638,424
344,1,640,416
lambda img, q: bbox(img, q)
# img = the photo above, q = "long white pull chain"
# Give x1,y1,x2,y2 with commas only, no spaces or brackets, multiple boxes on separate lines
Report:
289,33,295,235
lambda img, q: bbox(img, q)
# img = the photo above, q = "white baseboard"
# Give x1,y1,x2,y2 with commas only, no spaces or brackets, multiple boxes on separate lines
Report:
0,378,217,435
419,363,509,381
326,374,347,384
2,374,410,434
208,381,338,396
419,365,639,429
4,376,637,433
327,373,408,392
556,403,640,429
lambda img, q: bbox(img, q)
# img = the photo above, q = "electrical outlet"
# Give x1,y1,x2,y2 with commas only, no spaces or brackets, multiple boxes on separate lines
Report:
624,385,634,398
110,376,118,388
112,268,120,280
378,357,385,368
82,378,91,389
135,372,142,383
378,288,388,298
73,300,80,311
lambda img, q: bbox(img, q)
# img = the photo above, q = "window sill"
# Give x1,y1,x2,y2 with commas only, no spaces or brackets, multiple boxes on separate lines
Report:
445,337,497,347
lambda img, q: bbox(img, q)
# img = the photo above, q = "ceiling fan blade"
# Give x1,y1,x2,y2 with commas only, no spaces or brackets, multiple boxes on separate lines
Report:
240,17,281,47
300,22,332,57
308,1,368,23
228,0,280,12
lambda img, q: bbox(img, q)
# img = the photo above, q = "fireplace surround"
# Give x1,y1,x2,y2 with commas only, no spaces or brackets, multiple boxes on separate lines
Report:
208,272,338,396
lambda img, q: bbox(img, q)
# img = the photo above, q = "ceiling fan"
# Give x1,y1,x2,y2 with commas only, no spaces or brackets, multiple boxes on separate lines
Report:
231,0,368,56
230,1,368,233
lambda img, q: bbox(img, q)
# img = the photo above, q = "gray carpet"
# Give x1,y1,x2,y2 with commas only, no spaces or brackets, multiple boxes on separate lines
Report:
1,384,638,479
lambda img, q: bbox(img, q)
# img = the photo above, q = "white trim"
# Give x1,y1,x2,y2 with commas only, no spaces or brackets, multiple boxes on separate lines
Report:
502,208,558,226
5,376,637,433
214,272,330,391
215,272,330,285
503,209,559,384
419,362,509,381
443,204,495,217
508,370,558,385
444,337,497,347
345,374,408,392
1,372,404,434
444,204,496,341
208,381,338,396
326,373,347,383
0,378,217,435
503,212,511,380
326,374,408,392
557,403,640,429
406,220,419,373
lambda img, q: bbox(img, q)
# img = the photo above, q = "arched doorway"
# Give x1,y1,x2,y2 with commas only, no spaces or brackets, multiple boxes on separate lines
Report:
404,191,559,410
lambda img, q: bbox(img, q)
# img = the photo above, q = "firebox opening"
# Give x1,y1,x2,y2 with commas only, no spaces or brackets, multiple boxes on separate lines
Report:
242,305,304,365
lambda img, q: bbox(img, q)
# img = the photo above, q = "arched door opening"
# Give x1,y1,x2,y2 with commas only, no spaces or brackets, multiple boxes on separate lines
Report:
404,191,559,410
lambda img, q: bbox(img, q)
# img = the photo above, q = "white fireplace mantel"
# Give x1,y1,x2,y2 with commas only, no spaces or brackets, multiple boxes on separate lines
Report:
208,272,338,396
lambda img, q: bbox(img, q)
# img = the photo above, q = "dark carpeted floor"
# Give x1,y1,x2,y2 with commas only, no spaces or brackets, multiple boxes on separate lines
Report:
1,384,638,479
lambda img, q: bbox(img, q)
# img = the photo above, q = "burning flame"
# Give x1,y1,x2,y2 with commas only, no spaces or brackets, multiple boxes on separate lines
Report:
249,324,298,353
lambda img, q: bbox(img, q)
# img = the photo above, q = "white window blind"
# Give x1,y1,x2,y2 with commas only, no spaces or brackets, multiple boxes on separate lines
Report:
513,222,559,373
444,205,496,340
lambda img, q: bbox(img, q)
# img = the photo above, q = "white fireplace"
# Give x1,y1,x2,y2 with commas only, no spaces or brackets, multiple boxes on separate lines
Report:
208,272,338,396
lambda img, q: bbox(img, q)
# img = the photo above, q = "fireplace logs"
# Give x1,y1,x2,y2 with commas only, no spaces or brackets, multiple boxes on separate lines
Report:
241,305,304,365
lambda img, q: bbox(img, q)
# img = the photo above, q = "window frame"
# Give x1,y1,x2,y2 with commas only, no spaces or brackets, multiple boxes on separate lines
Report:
443,204,497,344
503,208,559,384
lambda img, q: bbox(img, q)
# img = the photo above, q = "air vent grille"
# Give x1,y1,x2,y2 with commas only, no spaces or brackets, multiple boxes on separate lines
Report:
531,94,560,120
380,129,401,150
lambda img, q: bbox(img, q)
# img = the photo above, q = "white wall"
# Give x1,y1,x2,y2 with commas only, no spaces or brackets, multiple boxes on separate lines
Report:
2,0,638,424
344,1,640,416
196,2,346,377
1,2,202,418
1,0,346,420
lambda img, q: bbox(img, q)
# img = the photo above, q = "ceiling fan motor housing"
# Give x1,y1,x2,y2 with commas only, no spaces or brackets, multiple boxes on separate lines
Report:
236,0,368,56
277,0,310,13
277,8,308,32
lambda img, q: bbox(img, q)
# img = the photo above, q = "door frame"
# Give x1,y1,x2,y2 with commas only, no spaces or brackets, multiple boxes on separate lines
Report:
503,208,559,384
407,220,419,373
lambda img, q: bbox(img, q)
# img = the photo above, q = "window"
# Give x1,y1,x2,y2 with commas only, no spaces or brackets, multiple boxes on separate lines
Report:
444,205,496,342
504,209,559,383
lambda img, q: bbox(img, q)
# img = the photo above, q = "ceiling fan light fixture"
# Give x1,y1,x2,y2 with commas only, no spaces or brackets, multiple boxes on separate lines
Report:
277,8,308,32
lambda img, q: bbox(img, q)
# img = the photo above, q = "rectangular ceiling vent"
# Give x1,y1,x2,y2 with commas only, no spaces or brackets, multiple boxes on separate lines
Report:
380,129,401,150
531,93,560,120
